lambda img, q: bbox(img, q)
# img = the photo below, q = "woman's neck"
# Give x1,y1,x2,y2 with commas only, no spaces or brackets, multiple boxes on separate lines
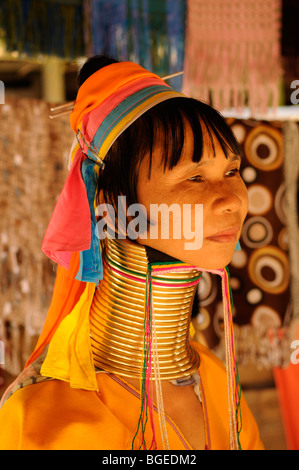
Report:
89,237,201,380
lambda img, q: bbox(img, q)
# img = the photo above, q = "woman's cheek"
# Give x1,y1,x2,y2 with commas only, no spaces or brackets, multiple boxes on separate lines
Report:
239,181,249,222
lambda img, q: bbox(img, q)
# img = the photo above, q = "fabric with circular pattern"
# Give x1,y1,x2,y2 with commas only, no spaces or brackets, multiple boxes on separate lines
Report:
192,119,292,368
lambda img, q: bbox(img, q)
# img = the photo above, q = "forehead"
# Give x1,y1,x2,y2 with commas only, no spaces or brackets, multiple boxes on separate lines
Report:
186,124,240,160
134,102,243,182
154,118,240,170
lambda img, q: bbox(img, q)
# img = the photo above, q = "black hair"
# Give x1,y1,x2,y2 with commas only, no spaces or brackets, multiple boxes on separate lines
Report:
77,55,243,232
77,54,119,87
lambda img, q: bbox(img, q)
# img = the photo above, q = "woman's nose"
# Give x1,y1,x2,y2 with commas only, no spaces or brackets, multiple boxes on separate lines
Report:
211,183,244,214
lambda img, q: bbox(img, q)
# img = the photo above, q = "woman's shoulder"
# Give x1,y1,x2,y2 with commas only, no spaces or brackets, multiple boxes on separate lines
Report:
0,372,108,450
0,372,97,413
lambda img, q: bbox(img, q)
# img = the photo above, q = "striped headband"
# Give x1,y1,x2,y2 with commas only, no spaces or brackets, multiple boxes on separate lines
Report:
41,62,184,283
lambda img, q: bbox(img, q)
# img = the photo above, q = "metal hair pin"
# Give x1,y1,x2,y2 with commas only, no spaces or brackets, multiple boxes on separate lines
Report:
49,71,184,119
49,101,75,119
76,130,106,169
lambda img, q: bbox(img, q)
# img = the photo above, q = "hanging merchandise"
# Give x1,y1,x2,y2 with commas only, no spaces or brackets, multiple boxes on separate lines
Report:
183,0,283,114
0,0,85,59
84,0,186,90
0,98,73,375
281,0,299,101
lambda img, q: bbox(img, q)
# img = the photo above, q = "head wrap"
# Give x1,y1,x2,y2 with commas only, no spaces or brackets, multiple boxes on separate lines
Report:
41,62,183,285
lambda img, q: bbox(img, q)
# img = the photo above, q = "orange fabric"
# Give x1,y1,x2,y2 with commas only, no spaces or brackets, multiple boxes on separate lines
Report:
70,62,166,133
273,363,299,450
0,343,264,450
26,252,86,367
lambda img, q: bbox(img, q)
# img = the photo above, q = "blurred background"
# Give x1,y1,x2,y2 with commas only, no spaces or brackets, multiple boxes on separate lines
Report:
0,0,299,450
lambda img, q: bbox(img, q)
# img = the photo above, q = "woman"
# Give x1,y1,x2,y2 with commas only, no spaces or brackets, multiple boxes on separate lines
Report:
0,55,263,450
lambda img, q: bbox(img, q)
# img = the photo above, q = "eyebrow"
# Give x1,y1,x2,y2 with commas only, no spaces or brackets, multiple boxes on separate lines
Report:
193,154,242,168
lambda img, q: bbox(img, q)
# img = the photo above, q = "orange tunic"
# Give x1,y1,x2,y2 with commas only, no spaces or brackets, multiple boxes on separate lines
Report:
0,343,264,450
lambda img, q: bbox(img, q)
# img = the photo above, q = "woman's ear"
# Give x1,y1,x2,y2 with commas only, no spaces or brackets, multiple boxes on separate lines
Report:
98,189,105,205
96,189,116,238
96,190,127,239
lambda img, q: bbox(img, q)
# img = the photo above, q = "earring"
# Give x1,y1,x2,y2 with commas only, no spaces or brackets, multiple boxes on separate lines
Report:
235,240,241,251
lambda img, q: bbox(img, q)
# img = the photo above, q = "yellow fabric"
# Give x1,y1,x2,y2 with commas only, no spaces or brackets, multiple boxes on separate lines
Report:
0,343,264,450
26,253,85,367
40,282,98,391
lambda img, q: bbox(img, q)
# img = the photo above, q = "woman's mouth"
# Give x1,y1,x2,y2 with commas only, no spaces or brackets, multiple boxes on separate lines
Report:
206,226,240,243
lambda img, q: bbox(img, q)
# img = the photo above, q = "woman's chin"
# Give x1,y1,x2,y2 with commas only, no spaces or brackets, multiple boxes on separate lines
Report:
181,249,235,271
137,238,236,270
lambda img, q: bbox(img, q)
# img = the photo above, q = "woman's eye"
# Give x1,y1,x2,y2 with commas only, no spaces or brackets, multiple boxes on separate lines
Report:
226,168,240,177
188,175,205,182
188,168,240,182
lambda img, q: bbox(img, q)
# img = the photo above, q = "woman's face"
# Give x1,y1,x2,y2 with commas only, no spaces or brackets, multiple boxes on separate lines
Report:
136,123,248,270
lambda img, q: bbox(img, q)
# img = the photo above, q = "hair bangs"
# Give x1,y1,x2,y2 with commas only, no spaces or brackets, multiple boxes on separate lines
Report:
138,98,243,177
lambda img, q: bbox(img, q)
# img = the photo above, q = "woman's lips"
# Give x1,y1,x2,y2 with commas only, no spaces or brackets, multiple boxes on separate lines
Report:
206,226,240,243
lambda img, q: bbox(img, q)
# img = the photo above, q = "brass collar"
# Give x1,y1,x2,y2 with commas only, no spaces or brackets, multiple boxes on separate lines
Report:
89,237,201,380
